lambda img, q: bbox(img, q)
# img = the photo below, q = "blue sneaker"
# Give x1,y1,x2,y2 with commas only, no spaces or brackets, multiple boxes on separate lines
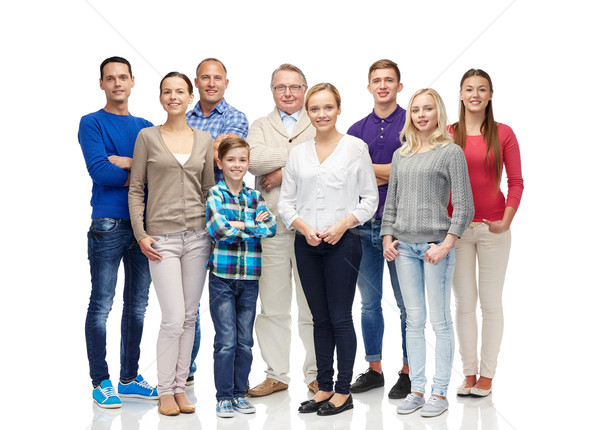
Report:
93,380,122,409
118,375,158,399
216,400,234,418
232,397,256,414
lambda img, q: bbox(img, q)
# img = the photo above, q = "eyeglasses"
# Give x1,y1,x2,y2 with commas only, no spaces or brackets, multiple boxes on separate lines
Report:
272,84,306,93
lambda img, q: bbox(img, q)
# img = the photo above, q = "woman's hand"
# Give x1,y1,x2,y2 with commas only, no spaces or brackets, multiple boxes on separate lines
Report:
304,227,323,246
139,236,162,262
424,242,451,265
320,221,348,245
382,235,399,262
424,234,457,264
483,218,509,234
483,207,516,234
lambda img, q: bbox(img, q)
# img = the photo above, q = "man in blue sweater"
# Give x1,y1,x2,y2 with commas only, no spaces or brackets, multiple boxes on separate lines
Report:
78,57,157,408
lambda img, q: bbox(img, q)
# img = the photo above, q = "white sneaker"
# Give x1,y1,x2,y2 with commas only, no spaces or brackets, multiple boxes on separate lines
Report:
421,395,449,417
396,393,425,414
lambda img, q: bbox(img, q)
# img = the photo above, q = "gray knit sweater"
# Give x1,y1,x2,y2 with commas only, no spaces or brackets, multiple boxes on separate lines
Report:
381,143,474,243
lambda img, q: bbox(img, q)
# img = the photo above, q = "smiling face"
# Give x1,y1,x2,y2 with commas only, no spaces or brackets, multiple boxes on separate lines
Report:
368,68,403,106
195,60,228,110
160,77,194,115
306,89,341,133
460,75,493,114
272,70,307,115
217,146,250,184
410,93,438,137
100,62,134,107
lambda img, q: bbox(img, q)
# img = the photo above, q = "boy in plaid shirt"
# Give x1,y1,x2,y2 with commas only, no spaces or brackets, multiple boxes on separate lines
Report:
206,137,276,418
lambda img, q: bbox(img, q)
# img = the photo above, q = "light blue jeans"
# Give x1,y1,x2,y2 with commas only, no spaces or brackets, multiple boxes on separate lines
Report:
394,240,455,397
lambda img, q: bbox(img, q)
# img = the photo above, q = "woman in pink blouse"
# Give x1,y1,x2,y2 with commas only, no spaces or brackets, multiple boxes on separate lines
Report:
450,69,524,397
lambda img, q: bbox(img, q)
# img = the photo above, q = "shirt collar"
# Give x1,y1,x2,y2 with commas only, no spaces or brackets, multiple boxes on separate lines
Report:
217,178,248,196
278,108,301,121
190,98,229,118
369,104,401,124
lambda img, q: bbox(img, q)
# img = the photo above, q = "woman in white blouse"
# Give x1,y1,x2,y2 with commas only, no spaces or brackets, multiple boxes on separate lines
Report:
278,83,378,416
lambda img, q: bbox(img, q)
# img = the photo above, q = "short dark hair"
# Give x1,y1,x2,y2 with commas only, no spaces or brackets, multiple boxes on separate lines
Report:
218,136,250,161
160,71,194,94
368,59,400,83
100,56,132,80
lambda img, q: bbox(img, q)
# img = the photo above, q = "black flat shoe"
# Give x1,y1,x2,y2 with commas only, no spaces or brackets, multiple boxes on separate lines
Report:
298,394,333,413
316,394,354,416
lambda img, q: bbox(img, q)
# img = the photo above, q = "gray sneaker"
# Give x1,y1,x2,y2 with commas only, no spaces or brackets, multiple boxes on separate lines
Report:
396,393,426,414
420,396,449,417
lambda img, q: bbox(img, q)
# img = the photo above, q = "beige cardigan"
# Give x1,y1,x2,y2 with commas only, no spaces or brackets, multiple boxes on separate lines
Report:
128,126,214,242
247,107,315,234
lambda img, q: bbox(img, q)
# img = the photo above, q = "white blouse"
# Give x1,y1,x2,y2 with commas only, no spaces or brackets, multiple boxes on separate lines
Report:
278,134,378,232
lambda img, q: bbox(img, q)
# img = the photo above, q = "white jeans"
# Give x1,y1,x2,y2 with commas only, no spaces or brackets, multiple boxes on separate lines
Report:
254,233,317,384
453,224,511,378
149,230,211,396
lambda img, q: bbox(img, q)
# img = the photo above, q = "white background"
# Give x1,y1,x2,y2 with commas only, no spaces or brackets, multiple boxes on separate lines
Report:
1,1,598,429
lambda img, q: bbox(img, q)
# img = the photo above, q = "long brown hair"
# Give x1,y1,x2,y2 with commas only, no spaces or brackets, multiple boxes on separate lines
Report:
452,69,501,188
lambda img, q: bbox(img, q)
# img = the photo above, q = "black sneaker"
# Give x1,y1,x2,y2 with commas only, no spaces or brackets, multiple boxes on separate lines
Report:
350,368,384,393
388,372,411,399
185,376,194,387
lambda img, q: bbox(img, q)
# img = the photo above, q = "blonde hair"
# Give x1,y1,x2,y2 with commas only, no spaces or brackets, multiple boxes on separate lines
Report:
399,88,453,157
304,83,341,110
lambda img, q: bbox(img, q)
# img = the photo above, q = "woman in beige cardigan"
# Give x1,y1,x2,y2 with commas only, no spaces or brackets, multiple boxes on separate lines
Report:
128,72,214,416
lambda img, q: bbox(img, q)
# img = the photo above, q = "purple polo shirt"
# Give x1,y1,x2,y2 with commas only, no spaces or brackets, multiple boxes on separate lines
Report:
347,105,406,218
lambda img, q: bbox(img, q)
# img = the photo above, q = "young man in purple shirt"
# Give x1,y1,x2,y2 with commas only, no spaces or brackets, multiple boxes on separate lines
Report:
347,59,411,399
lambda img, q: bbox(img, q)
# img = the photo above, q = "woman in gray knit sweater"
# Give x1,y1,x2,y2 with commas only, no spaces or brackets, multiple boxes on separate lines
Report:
381,88,474,417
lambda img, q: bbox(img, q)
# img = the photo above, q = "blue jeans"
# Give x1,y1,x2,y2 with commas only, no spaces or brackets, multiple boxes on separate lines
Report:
189,312,201,377
208,273,258,401
356,219,407,364
394,240,455,397
294,231,361,395
85,218,151,386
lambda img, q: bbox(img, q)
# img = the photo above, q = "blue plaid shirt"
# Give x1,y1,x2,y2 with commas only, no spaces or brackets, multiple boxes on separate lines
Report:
186,98,249,183
206,180,276,280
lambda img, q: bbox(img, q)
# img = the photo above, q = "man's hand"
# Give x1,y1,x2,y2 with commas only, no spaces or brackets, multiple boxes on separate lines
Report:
108,155,132,170
260,168,283,191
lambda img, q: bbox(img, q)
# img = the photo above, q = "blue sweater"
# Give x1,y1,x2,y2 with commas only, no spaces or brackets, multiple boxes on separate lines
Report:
78,109,152,219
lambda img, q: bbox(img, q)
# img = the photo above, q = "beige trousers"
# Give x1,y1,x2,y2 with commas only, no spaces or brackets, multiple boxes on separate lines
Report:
453,224,511,379
254,233,317,384
149,230,211,396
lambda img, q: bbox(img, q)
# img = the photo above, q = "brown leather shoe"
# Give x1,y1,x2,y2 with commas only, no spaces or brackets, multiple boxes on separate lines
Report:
174,392,196,413
247,378,288,397
158,395,180,416
307,380,319,394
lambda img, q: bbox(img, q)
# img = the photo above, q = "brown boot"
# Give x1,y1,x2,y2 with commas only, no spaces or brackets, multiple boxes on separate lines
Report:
158,394,180,416
247,378,288,397
174,392,196,413
307,380,319,394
